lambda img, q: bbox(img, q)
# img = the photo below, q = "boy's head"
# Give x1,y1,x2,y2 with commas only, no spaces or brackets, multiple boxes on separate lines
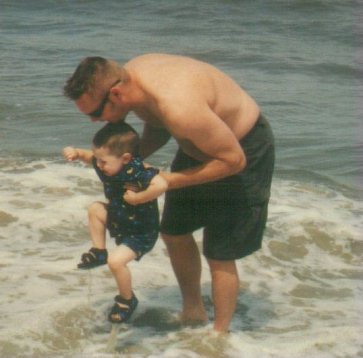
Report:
92,122,140,176
93,122,140,156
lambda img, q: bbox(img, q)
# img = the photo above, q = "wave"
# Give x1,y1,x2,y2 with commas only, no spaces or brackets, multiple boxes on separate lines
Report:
0,158,362,356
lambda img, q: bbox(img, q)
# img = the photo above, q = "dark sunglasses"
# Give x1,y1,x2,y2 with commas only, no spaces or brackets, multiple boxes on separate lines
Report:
87,79,122,118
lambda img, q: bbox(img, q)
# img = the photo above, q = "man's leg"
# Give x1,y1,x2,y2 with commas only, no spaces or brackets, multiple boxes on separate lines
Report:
207,258,239,332
162,233,208,324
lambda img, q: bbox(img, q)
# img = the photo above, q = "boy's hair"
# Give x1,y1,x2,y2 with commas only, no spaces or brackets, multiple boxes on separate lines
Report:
93,122,140,157
63,57,119,100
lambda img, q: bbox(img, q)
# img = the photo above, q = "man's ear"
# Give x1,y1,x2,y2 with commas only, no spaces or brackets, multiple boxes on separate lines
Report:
121,152,132,164
110,85,120,96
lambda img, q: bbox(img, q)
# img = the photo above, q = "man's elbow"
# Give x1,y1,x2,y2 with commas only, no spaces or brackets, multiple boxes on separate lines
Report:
227,153,246,174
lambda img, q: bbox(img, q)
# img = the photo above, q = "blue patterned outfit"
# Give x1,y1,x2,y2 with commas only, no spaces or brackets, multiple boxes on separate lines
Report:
93,156,160,260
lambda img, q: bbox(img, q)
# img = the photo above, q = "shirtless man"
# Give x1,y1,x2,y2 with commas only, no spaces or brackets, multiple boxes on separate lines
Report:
64,54,275,332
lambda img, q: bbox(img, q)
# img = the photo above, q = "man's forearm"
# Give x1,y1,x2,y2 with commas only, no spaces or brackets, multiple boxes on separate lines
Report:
162,156,246,190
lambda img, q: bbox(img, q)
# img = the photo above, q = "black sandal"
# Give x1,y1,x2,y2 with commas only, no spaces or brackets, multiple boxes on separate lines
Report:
77,247,108,269
108,293,138,323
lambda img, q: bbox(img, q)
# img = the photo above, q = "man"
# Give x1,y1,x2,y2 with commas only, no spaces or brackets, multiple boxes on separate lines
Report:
64,54,275,332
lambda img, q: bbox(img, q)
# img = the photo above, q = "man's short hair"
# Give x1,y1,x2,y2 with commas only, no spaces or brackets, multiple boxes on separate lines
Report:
63,57,110,100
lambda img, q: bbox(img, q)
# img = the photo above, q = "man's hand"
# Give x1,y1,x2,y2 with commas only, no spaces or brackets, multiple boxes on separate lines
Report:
123,182,141,192
123,190,140,206
123,174,168,205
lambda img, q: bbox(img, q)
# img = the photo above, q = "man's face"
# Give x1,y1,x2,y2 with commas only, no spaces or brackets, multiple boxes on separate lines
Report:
75,79,128,123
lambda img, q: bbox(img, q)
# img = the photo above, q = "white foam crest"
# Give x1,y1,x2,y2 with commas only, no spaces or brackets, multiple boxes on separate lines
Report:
269,179,362,239
228,178,362,357
227,325,363,358
1,160,102,231
261,179,363,274
1,160,362,357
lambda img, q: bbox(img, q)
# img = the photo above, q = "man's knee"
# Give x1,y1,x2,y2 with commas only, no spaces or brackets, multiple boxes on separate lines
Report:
161,232,193,245
207,258,238,277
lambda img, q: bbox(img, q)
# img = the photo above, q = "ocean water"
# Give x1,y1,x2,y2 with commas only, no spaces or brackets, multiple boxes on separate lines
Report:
0,1,362,357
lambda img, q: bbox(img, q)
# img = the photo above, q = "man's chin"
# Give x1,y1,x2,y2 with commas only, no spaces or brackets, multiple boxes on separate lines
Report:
107,116,126,124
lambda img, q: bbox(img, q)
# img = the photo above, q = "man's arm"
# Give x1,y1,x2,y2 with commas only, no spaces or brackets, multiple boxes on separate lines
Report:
123,174,168,205
161,104,246,190
139,123,171,158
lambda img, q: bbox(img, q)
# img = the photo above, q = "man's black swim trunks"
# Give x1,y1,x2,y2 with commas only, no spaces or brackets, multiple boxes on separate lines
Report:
160,114,275,260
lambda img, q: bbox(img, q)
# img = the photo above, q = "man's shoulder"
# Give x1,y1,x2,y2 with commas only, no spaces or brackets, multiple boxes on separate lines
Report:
126,53,171,67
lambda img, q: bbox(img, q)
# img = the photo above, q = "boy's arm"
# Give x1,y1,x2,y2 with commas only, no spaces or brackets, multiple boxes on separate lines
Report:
123,174,168,205
63,146,93,164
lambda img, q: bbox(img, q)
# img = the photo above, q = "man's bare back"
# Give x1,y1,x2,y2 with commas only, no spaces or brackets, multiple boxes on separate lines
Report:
71,54,261,188
124,54,260,153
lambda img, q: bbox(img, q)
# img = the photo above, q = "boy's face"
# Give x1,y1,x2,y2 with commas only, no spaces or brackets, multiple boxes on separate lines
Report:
93,146,130,176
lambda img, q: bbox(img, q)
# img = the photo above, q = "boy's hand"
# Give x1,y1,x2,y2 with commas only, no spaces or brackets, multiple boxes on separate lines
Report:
63,146,78,161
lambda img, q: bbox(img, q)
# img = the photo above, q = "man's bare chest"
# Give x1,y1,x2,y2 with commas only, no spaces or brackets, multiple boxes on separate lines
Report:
133,107,164,127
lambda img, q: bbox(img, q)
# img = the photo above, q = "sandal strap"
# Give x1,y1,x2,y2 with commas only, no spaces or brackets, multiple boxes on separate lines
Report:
89,247,107,257
81,248,107,261
108,293,138,323
78,247,108,268
115,294,135,307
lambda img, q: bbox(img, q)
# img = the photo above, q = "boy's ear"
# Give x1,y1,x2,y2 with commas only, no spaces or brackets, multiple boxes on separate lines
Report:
121,152,132,164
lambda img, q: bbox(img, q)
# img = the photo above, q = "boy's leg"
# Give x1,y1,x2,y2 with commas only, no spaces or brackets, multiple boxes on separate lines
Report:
162,233,208,324
88,201,107,249
77,201,108,269
107,245,138,323
108,245,137,300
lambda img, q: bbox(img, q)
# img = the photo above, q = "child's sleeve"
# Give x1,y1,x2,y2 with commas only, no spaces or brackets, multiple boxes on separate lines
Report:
134,167,160,190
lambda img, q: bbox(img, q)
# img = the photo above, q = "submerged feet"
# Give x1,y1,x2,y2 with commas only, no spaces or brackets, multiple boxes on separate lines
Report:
105,292,208,327
178,306,209,327
77,247,108,269
108,293,138,323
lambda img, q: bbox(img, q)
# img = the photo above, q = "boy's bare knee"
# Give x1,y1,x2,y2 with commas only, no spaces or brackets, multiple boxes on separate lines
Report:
88,201,101,213
107,247,134,271
88,201,106,219
107,253,118,271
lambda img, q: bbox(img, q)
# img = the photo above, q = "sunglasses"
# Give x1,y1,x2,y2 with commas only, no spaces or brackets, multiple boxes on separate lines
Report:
87,79,122,118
